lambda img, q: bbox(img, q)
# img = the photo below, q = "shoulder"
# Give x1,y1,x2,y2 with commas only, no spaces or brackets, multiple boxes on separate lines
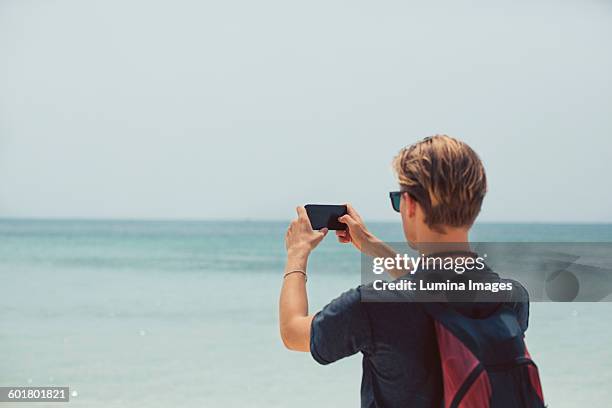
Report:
502,278,530,332
506,278,529,303
314,286,367,322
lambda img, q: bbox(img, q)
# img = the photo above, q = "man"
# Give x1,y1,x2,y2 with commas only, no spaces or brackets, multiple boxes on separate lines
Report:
279,135,529,407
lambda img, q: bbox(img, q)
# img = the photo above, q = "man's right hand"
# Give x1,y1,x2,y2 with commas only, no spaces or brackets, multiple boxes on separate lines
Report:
336,204,381,256
337,203,405,278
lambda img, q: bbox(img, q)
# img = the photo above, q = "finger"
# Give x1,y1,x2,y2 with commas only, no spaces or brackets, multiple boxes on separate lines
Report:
296,206,308,220
344,203,355,215
338,214,357,227
345,203,363,222
336,230,347,238
320,227,329,237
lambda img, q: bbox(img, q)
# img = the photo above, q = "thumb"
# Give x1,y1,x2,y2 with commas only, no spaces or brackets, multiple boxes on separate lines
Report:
338,214,357,228
316,227,329,242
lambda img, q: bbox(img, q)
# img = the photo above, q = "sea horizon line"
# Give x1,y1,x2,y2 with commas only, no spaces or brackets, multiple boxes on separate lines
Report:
0,217,611,225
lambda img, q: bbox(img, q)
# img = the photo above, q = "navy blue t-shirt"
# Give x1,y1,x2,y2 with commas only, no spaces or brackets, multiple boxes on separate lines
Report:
310,284,529,408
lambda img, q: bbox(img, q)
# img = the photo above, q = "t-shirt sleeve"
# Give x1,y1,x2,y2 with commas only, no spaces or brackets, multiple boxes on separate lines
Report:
510,282,530,332
310,287,373,365
514,300,529,332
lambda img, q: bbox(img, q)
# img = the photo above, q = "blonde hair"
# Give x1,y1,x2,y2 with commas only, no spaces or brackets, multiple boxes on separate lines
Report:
392,135,487,230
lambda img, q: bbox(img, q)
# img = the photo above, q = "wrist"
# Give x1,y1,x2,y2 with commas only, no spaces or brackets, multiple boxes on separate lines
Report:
286,248,309,272
287,247,311,259
364,235,394,258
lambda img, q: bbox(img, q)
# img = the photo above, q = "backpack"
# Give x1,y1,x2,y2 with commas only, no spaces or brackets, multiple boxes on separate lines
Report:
422,302,545,408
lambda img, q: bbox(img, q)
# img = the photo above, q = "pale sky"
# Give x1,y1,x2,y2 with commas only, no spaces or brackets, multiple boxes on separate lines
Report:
0,0,611,222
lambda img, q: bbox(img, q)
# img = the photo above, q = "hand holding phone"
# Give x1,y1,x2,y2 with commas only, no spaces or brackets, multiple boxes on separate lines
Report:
304,204,348,230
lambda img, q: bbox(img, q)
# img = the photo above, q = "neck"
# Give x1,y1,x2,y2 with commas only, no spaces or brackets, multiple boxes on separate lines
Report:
414,225,470,255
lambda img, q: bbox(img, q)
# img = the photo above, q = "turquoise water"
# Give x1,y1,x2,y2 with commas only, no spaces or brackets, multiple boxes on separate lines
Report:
1,220,611,407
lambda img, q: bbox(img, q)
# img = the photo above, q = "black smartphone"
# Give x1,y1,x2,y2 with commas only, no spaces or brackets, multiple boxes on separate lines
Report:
304,204,348,230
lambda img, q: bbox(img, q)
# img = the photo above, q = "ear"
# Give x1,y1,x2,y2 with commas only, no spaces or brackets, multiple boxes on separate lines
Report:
403,192,417,218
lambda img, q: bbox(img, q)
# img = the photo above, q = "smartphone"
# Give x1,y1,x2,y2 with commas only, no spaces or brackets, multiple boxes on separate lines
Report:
304,204,348,230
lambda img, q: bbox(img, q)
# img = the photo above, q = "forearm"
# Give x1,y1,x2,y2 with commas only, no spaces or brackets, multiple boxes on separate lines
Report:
367,239,407,279
281,251,309,320
279,250,314,351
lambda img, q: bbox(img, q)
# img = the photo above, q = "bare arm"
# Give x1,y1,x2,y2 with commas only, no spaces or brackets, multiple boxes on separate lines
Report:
279,249,313,351
337,204,407,279
279,207,327,352
279,204,402,352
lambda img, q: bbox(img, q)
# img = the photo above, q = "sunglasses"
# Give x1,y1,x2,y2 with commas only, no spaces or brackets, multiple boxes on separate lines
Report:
389,191,404,213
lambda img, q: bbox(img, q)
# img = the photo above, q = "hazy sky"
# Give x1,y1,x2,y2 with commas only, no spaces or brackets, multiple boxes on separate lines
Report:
0,0,611,222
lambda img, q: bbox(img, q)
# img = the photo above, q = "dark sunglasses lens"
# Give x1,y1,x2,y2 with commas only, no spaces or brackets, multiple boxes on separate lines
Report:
391,193,401,212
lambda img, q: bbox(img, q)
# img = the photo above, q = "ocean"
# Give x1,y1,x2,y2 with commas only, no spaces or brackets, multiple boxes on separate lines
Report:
1,220,611,407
